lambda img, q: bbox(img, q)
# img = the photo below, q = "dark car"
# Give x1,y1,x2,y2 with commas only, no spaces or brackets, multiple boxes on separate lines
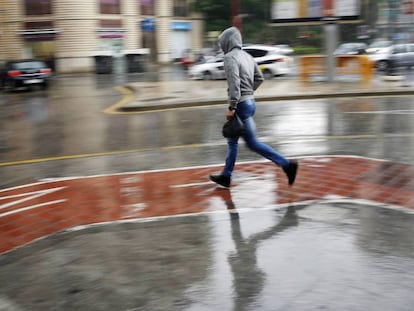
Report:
334,43,367,55
0,59,52,91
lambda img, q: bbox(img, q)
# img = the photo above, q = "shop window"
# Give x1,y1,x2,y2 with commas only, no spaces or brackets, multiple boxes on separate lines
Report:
100,0,121,14
99,20,123,28
24,0,52,15
23,21,57,41
25,21,54,30
140,0,155,15
174,0,189,17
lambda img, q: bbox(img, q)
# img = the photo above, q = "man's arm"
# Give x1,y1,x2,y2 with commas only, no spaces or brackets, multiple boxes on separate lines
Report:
224,55,241,110
253,62,264,91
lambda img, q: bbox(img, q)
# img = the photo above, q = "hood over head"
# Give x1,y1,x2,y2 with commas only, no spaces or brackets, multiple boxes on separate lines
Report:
218,27,242,54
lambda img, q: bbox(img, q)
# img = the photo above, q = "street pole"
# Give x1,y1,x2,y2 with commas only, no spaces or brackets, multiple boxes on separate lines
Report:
232,0,242,32
325,21,338,83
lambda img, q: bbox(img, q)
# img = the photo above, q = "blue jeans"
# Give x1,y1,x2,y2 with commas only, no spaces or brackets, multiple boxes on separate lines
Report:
222,99,289,177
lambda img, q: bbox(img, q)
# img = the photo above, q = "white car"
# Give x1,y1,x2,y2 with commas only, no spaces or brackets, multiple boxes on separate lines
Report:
243,45,291,79
274,44,294,55
189,45,291,80
188,55,225,80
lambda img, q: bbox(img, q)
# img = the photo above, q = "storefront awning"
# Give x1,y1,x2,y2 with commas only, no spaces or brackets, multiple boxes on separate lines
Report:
20,28,60,41
97,28,126,39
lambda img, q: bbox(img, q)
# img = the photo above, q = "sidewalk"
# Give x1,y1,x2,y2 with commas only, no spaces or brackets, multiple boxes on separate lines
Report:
121,73,414,112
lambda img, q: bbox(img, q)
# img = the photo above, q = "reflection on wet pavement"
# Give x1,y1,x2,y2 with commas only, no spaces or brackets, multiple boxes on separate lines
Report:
2,71,414,309
1,200,413,310
1,153,414,309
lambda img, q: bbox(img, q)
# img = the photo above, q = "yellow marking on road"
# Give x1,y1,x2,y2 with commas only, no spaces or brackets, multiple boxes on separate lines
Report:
0,150,139,167
103,86,135,114
0,132,397,167
0,143,216,167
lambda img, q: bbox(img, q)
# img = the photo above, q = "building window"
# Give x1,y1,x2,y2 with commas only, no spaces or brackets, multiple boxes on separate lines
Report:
24,21,54,30
100,0,121,14
140,0,155,16
99,20,123,28
24,0,52,15
174,0,189,17
22,21,57,42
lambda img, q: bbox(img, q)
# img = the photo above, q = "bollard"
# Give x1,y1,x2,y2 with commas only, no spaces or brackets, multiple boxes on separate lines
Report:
301,55,373,82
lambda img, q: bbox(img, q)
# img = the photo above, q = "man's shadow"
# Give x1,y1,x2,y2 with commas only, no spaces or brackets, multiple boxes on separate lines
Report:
214,189,299,311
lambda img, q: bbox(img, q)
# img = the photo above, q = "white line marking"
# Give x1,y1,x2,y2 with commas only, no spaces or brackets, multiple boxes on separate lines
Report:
0,155,391,193
170,176,273,189
65,196,414,233
0,199,67,218
0,187,67,217
345,109,414,115
0,187,66,211
170,181,212,188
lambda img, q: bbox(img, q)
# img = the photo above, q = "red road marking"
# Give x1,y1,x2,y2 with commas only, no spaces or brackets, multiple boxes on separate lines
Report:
1,156,413,255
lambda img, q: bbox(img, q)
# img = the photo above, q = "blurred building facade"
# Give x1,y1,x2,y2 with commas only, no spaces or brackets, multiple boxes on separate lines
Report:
0,0,203,73
375,0,414,42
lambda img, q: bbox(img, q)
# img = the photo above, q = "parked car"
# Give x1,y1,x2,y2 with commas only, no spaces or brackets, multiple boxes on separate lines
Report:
189,45,291,80
366,40,393,54
365,40,393,70
242,45,291,79
188,55,225,80
367,43,414,71
0,59,52,91
334,42,367,55
387,43,414,71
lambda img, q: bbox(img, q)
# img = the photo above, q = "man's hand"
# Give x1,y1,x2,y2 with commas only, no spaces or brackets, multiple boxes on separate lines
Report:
226,109,235,120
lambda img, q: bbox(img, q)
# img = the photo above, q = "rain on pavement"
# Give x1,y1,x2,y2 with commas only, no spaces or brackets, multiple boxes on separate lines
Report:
1,71,414,310
1,73,414,187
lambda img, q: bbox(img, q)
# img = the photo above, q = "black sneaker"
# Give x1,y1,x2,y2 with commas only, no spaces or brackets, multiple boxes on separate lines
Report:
283,160,298,186
209,174,231,188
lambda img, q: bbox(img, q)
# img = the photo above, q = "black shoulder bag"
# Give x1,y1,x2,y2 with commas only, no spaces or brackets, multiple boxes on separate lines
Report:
222,113,245,138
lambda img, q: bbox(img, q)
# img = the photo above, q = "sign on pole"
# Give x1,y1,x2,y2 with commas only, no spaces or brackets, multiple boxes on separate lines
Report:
271,0,361,24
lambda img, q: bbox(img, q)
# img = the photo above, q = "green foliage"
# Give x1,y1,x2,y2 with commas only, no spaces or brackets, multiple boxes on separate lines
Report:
293,46,322,55
193,0,232,32
193,0,268,35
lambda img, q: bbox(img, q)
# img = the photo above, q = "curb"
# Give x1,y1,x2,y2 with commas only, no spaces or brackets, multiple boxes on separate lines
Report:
118,87,414,112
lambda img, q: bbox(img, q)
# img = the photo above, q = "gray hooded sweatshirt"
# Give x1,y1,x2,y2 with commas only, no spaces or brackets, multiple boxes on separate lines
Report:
218,27,264,110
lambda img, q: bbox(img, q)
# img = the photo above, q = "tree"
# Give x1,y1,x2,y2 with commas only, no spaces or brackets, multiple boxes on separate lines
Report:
193,0,232,33
193,0,272,43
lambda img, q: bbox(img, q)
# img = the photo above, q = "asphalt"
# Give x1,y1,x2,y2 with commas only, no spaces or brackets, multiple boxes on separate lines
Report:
120,71,414,112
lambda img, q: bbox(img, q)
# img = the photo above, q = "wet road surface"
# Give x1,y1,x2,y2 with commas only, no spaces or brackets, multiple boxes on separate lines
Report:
1,74,414,188
1,72,414,310
1,200,414,310
1,156,414,310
